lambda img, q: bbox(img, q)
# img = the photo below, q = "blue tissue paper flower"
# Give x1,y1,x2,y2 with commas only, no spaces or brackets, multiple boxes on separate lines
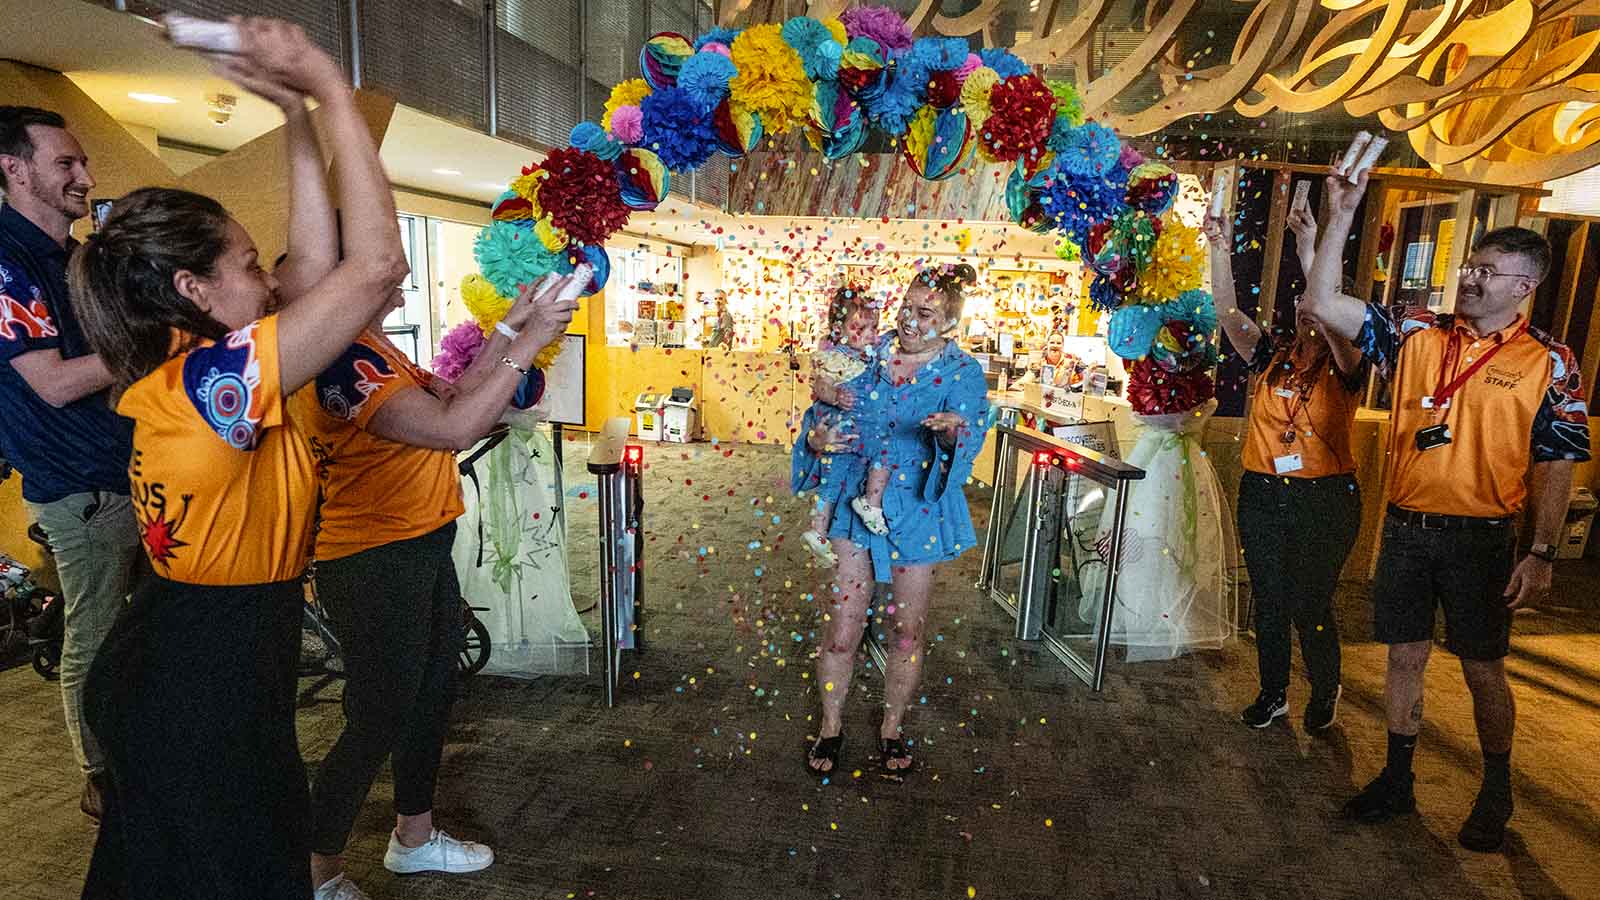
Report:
640,87,719,172
679,51,738,111
781,16,843,81
908,36,970,72
569,122,622,161
979,47,1030,79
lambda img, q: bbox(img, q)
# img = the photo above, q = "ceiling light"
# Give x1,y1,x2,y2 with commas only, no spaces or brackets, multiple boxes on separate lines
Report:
432,168,462,176
129,92,178,104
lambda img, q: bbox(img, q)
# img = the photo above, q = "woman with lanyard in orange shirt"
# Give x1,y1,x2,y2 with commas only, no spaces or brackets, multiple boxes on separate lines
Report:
295,266,585,899
71,20,411,899
1205,200,1366,733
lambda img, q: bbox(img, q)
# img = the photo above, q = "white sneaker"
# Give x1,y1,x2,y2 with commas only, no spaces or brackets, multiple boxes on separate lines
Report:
383,828,494,875
314,874,371,900
851,496,889,536
803,530,837,565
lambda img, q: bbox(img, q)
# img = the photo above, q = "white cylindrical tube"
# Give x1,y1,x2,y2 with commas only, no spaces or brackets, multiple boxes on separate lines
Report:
1352,135,1389,180
163,14,243,54
555,264,594,303
1209,170,1228,218
1338,131,1371,177
1291,180,1311,213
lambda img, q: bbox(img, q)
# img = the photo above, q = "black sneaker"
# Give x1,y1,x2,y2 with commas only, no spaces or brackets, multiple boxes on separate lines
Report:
1457,786,1513,853
1341,770,1416,823
1304,685,1342,732
1241,690,1288,728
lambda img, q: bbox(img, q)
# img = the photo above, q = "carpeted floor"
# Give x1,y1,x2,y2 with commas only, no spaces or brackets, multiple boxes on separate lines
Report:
2,436,1598,900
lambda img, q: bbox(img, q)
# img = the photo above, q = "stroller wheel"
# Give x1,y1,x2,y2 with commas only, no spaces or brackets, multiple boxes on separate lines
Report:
458,615,490,677
32,647,58,681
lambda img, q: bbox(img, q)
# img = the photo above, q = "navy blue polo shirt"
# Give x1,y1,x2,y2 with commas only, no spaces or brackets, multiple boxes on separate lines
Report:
0,204,133,503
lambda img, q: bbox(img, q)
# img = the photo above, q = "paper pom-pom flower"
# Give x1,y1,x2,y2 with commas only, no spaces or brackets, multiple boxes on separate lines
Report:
474,220,569,298
615,147,670,210
1107,302,1166,359
979,47,1031,79
1167,288,1217,335
1005,164,1055,234
712,100,764,157
960,66,1000,131
1048,80,1085,128
1044,166,1127,245
571,243,611,298
610,105,644,144
979,73,1055,167
781,16,844,81
535,216,568,252
536,148,631,246
603,79,652,132
838,37,889,100
493,188,538,224
728,24,816,135
461,273,512,335
641,32,694,90
1125,162,1179,217
812,81,866,159
1088,273,1121,312
679,51,738,111
1056,120,1122,180
1151,321,1214,374
908,36,971,73
1134,218,1205,301
695,27,740,52
1127,359,1214,416
432,321,487,383
864,72,923,135
956,53,982,83
1120,144,1146,170
1055,238,1081,262
840,6,913,57
902,105,974,180
640,87,718,172
568,122,621,161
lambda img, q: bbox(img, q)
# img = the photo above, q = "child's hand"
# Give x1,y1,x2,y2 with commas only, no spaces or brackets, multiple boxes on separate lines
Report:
834,387,856,410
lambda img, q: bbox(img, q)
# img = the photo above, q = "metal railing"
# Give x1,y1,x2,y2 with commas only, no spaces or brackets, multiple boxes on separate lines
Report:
977,418,1145,690
586,417,644,707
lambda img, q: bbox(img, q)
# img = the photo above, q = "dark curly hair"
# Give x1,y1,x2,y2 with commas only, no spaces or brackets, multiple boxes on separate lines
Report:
70,187,234,396
914,263,977,325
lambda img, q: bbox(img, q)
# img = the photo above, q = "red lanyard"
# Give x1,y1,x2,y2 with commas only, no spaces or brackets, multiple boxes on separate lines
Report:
1430,320,1525,412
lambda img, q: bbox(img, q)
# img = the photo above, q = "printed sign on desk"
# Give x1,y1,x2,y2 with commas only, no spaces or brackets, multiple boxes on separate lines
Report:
1051,419,1120,460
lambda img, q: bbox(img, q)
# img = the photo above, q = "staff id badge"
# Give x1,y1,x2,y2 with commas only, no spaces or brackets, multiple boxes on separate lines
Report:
1273,453,1304,475
1273,387,1296,399
1420,395,1451,410
1415,424,1452,451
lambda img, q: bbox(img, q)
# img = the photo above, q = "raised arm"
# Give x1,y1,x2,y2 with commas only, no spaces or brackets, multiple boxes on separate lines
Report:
365,270,584,449
209,19,407,396
1203,212,1260,363
1301,169,1371,342
269,99,337,303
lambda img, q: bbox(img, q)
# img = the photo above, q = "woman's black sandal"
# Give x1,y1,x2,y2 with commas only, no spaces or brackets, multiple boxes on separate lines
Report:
878,738,916,782
806,734,845,778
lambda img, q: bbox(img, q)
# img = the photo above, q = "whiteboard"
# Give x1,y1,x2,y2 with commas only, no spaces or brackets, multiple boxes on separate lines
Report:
538,334,586,426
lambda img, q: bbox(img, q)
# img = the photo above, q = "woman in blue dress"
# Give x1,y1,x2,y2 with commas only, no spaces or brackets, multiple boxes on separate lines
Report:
792,264,993,780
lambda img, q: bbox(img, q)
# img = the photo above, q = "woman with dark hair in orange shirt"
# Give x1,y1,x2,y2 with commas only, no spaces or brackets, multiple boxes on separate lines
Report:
297,267,584,900
1205,203,1366,734
70,20,410,899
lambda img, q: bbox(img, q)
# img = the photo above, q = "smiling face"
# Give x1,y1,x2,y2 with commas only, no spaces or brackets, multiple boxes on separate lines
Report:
1456,245,1539,324
896,283,949,352
1044,332,1065,363
182,218,280,331
1,124,95,229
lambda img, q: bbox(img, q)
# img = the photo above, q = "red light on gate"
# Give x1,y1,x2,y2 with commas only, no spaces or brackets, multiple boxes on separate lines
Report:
1034,451,1053,466
625,445,643,465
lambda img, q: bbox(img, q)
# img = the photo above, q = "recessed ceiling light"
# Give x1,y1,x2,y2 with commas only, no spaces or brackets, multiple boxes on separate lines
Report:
432,168,462,176
129,92,178,104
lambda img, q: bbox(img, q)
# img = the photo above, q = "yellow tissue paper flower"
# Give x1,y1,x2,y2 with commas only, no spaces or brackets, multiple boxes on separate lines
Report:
509,169,547,213
535,216,568,252
462,274,513,335
822,18,848,47
1135,218,1205,301
961,67,1000,133
533,337,564,370
729,24,816,136
602,78,652,132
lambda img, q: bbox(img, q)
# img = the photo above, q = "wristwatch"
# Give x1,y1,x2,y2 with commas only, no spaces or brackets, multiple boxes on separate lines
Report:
1529,543,1557,563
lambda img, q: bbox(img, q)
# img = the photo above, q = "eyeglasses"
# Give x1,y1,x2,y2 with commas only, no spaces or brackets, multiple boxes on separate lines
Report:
1458,265,1534,282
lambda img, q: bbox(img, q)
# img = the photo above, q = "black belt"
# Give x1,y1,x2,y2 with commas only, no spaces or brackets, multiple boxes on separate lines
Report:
1386,505,1510,531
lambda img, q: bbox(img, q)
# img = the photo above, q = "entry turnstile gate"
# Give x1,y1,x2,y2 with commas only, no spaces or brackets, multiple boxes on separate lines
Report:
587,417,644,707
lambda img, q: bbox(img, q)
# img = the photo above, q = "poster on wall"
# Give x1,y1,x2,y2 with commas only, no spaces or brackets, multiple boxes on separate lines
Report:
538,333,586,427
1430,218,1456,287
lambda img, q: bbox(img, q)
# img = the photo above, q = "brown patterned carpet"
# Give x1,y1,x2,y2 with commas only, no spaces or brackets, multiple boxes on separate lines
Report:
2,437,1598,900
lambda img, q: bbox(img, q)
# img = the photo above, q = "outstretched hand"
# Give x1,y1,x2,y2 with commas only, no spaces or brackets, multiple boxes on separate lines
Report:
1323,167,1369,219
205,17,346,105
1287,206,1317,247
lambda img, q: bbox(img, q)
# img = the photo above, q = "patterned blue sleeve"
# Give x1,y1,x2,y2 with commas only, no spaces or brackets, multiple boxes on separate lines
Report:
0,258,62,362
920,356,995,504
182,321,276,450
1531,344,1592,463
1356,303,1437,381
314,341,398,425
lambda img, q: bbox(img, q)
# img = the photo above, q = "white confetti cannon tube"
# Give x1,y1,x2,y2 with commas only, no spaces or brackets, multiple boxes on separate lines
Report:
1209,169,1228,219
1350,135,1389,181
1291,180,1310,213
555,265,593,304
163,14,243,54
1337,132,1371,179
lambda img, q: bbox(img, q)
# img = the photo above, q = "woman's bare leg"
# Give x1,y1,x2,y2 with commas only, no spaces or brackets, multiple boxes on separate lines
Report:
880,563,934,768
810,540,873,772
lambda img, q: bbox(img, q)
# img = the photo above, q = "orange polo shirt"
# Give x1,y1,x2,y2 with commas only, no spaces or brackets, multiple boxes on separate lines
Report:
118,315,319,585
1359,305,1590,518
294,332,464,561
1242,334,1365,478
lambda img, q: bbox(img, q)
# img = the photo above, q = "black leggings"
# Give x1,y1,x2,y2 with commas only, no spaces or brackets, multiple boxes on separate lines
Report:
82,576,310,900
309,523,461,856
1236,472,1361,696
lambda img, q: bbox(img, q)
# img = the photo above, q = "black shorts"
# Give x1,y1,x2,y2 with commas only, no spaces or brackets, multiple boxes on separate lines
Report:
1372,512,1517,660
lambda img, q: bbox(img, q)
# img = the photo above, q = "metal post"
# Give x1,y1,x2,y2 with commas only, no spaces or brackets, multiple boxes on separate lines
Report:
595,468,622,707
621,451,644,651
1015,459,1059,641
346,0,363,89
483,0,499,136
1091,485,1132,691
977,422,1014,592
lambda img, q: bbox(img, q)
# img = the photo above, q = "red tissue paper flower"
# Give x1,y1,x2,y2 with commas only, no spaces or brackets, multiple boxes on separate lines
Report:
1127,358,1215,416
536,147,632,246
979,73,1055,165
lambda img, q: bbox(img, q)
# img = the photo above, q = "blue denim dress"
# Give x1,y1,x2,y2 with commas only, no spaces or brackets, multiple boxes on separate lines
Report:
792,337,994,583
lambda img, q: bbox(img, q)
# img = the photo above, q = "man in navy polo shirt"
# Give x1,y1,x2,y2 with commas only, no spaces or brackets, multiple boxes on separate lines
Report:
0,106,139,821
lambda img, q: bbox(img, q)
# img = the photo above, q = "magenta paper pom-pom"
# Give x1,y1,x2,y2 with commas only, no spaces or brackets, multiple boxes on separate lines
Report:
610,105,644,144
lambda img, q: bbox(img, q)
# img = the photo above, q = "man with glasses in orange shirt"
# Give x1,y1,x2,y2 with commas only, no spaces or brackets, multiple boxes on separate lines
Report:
1301,165,1589,853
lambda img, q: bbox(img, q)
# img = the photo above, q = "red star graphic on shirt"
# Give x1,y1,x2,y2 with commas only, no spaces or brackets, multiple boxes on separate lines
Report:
140,514,188,567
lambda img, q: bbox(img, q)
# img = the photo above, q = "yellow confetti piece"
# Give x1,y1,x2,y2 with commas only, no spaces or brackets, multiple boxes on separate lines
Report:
1045,818,1053,827
969,888,976,898
830,822,838,831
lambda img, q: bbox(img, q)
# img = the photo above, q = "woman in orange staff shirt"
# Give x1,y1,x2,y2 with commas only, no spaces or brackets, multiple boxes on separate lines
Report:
1205,203,1366,734
70,21,409,899
299,265,584,900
